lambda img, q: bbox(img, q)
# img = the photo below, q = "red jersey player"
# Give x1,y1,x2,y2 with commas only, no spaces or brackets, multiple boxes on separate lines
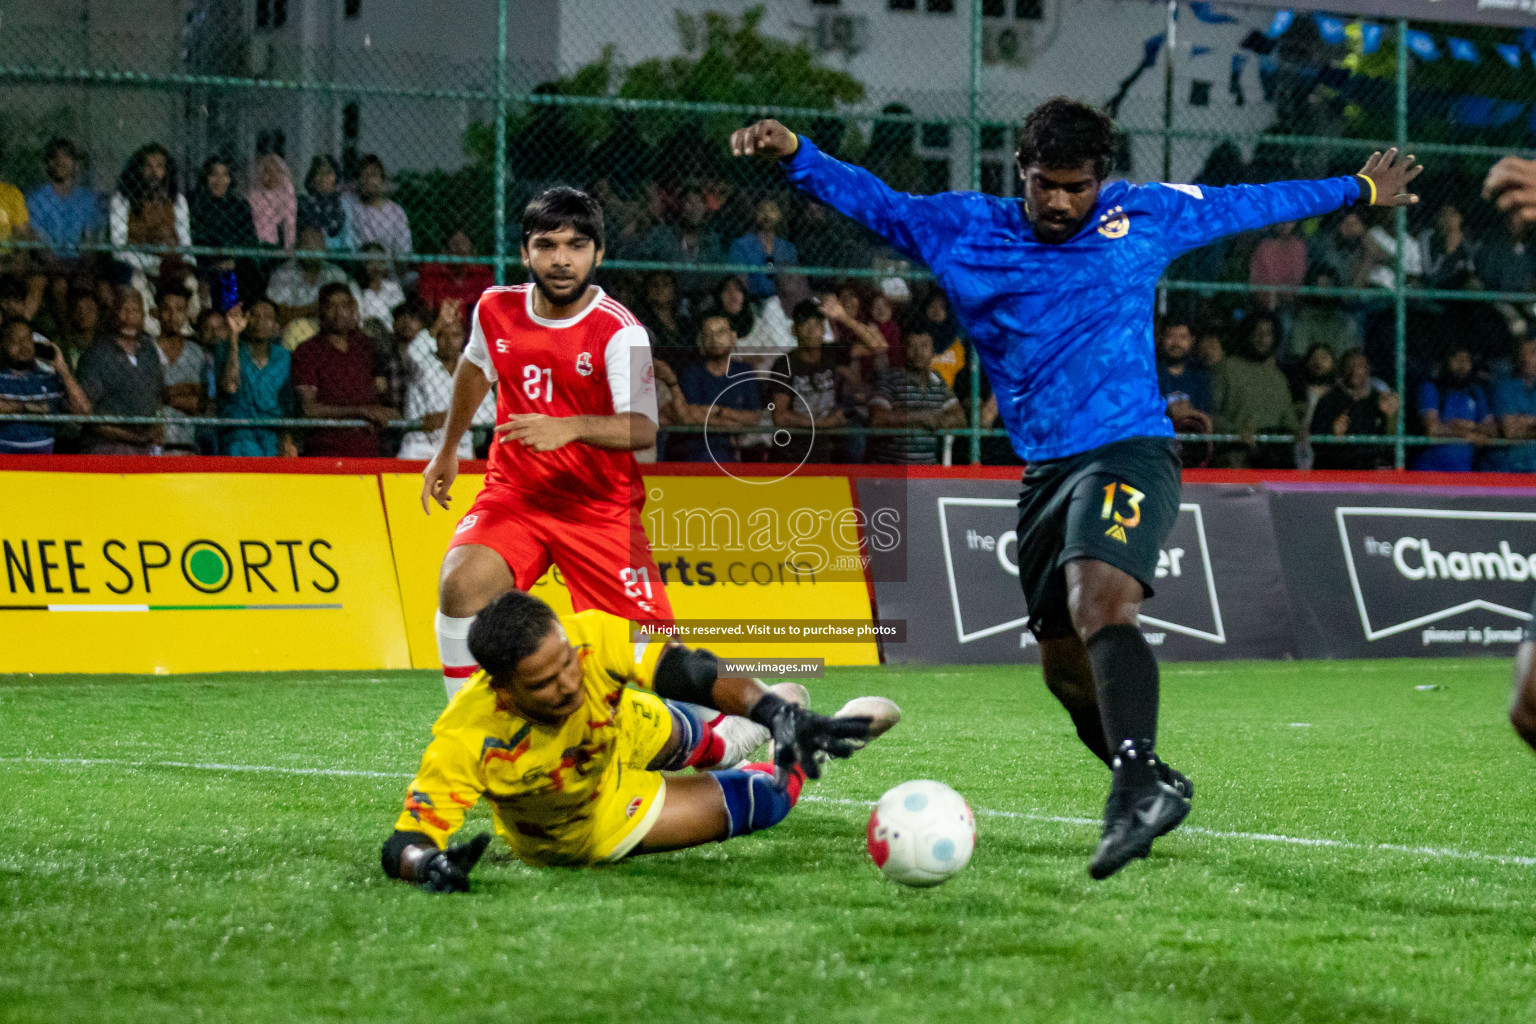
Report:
421,187,672,697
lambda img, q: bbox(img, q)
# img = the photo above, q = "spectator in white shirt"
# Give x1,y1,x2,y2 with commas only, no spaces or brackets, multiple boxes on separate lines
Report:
350,241,405,341
111,143,192,278
1360,208,1424,290
153,283,208,452
267,224,349,325
397,299,493,460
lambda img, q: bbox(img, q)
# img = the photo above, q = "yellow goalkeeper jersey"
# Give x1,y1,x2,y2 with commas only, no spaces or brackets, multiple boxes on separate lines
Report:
395,609,674,866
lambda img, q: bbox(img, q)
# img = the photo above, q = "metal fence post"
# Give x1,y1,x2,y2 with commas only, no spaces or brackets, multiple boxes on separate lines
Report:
1162,0,1178,182
1393,18,1409,469
968,0,984,465
494,0,509,286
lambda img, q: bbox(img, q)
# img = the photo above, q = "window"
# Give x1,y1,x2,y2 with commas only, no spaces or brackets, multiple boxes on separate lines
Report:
979,124,1006,152
925,0,955,12
255,0,287,30
982,0,1006,15
888,0,916,10
921,158,951,193
921,122,951,149
1015,0,1043,18
344,0,362,17
980,160,1006,196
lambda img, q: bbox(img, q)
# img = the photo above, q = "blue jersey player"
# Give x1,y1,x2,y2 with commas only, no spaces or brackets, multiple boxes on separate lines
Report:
732,98,1422,878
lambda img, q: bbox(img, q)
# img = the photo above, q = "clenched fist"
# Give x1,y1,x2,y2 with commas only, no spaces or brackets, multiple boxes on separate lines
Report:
730,119,800,161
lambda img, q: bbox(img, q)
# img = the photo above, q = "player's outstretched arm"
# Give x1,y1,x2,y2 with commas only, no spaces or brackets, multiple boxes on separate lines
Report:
651,643,871,786
731,118,958,264
421,357,492,512
1156,148,1422,258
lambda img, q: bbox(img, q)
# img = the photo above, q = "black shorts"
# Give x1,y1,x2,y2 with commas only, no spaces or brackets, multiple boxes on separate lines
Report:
1016,436,1181,639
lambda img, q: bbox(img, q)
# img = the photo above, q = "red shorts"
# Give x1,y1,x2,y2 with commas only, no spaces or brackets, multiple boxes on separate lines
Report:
448,486,673,624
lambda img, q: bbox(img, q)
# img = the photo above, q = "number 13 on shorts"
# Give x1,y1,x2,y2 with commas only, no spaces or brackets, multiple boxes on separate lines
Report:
1101,482,1145,531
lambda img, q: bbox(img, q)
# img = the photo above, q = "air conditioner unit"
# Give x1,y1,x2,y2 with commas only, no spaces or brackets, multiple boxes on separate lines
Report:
983,24,1031,67
815,13,869,56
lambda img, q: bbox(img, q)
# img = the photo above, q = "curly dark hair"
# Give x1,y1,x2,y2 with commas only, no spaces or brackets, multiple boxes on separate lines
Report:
468,590,561,684
1015,97,1116,180
118,143,178,213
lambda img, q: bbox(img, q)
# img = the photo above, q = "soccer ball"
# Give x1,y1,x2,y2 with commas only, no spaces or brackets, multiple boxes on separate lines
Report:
866,780,976,887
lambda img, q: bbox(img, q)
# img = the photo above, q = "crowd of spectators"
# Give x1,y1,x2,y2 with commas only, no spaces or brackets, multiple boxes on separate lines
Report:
1154,305,1536,472
1153,180,1536,470
0,135,498,459
4,129,1536,471
640,275,967,466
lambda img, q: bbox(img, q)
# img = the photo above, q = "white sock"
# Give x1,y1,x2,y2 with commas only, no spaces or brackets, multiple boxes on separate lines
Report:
435,610,478,700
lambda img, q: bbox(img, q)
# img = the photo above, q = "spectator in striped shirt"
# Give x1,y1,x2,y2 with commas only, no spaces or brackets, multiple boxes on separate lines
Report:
0,317,91,454
346,155,412,257
867,323,964,465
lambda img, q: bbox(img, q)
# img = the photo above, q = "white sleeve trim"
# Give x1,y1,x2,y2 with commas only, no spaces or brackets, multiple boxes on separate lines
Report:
1159,183,1204,199
604,323,658,424
462,297,496,383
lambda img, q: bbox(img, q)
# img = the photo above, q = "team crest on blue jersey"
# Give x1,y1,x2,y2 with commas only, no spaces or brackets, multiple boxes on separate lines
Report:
1097,205,1129,239
575,352,593,376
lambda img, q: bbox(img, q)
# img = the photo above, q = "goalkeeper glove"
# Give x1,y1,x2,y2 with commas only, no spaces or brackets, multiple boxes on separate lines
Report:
748,693,871,788
415,833,492,893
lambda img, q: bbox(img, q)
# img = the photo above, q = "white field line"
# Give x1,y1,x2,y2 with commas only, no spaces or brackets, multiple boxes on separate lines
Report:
6,755,1534,869
804,796,1536,869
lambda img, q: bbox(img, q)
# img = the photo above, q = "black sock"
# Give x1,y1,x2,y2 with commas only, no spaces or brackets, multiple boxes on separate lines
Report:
1085,623,1161,785
1066,703,1112,767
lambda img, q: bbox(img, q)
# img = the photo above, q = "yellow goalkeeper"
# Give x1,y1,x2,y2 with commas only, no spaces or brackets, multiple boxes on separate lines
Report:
382,590,899,890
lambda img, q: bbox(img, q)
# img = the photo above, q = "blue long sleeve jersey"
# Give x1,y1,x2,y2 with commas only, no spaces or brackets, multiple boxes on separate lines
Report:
781,138,1366,462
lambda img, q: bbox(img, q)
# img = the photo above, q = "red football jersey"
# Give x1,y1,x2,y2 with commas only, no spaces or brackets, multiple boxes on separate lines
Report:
463,284,657,512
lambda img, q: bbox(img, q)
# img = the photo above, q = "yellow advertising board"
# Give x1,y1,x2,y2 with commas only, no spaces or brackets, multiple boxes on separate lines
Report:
0,472,410,673
380,472,880,669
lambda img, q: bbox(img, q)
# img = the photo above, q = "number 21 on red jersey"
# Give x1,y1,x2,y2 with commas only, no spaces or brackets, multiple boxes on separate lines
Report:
522,364,553,403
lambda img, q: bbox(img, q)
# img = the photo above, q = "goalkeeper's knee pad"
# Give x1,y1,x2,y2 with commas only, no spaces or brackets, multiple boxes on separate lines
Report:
715,763,802,838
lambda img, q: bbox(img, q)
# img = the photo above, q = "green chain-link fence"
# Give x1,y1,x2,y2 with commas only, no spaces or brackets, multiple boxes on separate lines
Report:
2,1,1534,466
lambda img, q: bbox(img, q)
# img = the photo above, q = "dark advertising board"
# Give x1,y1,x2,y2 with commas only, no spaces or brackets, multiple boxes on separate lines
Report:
857,478,1296,664
1268,485,1536,658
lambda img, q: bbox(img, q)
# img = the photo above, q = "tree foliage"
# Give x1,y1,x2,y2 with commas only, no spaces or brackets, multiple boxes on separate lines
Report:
471,7,866,190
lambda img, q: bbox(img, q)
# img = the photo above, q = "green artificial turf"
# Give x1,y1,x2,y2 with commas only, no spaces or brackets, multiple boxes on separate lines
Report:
2,659,1533,1024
